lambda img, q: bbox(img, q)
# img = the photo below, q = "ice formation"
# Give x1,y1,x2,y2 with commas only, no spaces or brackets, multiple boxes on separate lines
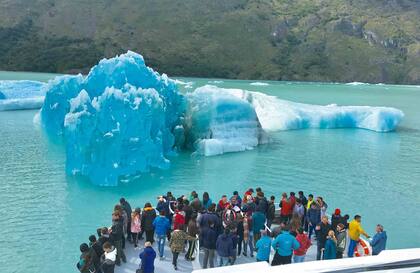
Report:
250,82,269,86
40,51,185,186
186,86,266,156
39,51,404,186
190,85,404,133
0,80,45,111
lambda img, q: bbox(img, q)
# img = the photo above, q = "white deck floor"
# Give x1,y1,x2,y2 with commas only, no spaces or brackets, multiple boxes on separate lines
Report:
115,236,319,273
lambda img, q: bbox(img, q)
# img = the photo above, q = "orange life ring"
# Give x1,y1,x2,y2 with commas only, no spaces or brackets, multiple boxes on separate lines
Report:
354,239,370,257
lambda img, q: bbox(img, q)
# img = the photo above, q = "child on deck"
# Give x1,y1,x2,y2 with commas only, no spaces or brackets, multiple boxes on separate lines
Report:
139,241,156,273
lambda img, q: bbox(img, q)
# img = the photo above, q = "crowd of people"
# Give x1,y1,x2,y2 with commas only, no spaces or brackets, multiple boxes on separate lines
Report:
76,188,388,273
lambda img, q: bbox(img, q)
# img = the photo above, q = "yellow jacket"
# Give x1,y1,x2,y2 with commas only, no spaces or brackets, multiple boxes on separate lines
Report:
306,199,314,210
349,219,365,241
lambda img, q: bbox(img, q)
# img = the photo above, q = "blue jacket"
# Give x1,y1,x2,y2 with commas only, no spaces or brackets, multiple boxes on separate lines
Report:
252,211,266,234
272,231,300,256
307,207,321,225
256,235,272,261
323,238,337,259
200,226,217,249
139,246,156,273
156,201,171,220
199,212,222,235
153,216,170,236
371,231,387,255
216,233,234,257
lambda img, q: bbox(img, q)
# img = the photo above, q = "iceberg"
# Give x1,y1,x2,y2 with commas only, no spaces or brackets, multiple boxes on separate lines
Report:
39,51,404,186
40,51,185,186
198,85,404,133
0,80,46,111
186,86,266,156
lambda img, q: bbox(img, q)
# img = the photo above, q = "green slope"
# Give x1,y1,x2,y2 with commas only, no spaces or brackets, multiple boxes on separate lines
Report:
0,0,419,84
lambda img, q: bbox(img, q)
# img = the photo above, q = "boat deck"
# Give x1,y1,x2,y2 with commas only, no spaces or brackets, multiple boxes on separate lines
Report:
116,236,319,273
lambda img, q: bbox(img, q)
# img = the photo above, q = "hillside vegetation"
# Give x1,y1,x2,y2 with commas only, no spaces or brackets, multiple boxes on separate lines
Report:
0,0,419,84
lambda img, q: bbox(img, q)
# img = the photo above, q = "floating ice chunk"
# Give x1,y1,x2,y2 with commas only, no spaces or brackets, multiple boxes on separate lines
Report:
40,51,185,186
202,85,404,133
346,81,368,86
250,82,269,86
0,80,46,111
63,85,171,186
186,86,266,156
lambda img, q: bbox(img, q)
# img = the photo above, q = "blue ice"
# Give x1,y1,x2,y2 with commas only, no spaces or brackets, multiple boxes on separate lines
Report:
0,80,45,111
39,51,404,186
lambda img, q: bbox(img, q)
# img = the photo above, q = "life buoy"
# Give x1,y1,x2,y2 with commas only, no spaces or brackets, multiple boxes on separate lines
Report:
354,239,370,257
222,209,237,227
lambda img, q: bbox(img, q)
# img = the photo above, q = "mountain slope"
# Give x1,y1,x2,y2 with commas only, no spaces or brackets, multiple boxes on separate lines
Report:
0,0,419,84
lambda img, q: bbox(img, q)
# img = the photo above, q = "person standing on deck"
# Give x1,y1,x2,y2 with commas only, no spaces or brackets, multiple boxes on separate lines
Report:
304,194,314,231
110,212,126,265
202,192,213,210
235,209,245,257
323,230,337,260
279,192,292,224
153,210,170,260
256,229,272,263
371,224,387,255
252,207,266,245
185,214,199,261
298,191,308,210
139,241,156,273
131,208,141,248
271,224,300,265
293,199,305,225
141,203,157,244
293,228,311,263
289,192,296,210
316,197,328,218
331,208,344,231
119,198,132,243
230,191,242,208
242,213,254,257
266,196,276,229
200,220,217,269
316,216,331,260
170,224,196,270
216,228,234,266
348,215,370,257
336,223,347,258
307,203,321,240
101,242,117,273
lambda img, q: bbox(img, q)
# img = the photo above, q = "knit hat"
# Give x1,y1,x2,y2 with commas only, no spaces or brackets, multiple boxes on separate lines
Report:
335,208,341,215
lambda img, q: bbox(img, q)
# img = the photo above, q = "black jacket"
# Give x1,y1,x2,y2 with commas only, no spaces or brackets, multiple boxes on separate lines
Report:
121,200,132,221
141,208,157,231
200,226,217,249
316,222,332,248
267,202,275,220
90,241,104,258
110,220,123,243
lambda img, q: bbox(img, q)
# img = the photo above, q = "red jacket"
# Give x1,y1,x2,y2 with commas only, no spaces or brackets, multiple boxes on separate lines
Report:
173,211,185,230
280,198,292,216
294,233,312,256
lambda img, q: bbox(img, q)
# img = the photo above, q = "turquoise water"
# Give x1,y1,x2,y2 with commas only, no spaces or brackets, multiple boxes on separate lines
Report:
1,72,420,273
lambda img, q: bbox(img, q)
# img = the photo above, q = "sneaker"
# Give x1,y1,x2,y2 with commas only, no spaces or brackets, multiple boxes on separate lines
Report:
160,256,166,260
174,265,178,270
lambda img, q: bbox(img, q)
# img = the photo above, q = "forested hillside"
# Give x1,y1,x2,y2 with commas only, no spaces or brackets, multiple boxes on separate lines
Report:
0,0,419,84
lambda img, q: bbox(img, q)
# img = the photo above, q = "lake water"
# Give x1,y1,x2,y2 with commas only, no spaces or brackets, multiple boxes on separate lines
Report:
1,71,420,273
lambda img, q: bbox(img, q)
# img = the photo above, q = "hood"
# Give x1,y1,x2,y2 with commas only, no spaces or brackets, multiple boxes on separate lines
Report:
105,247,117,262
